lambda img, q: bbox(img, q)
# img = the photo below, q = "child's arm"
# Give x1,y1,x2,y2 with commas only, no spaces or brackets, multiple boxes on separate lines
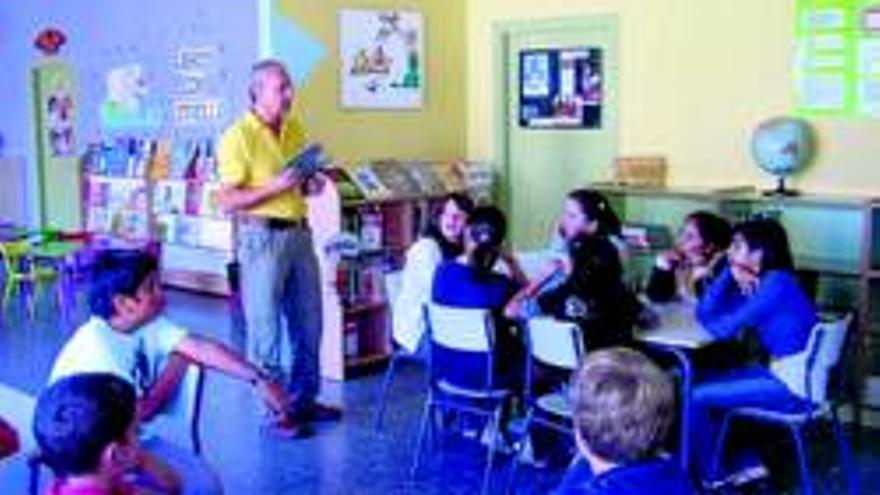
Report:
696,269,783,340
503,261,565,319
498,247,530,288
138,354,189,423
173,335,290,414
131,446,181,495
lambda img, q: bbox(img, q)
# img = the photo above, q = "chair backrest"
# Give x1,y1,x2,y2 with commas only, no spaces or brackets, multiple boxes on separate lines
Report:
0,240,30,275
425,303,496,391
143,363,206,455
804,313,853,404
527,317,583,370
427,303,494,352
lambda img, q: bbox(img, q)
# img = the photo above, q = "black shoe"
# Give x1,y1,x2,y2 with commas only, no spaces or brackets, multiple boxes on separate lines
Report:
264,412,314,439
292,402,343,423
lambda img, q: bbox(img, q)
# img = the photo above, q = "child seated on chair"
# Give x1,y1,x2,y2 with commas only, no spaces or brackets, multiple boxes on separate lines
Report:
506,232,640,352
393,193,474,354
554,348,695,495
645,211,731,304
690,218,817,487
34,373,178,495
49,249,298,495
543,189,627,269
505,233,642,467
432,205,528,390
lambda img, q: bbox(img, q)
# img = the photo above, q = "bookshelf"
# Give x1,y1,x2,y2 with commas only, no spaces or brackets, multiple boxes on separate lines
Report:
591,183,880,424
82,135,234,295
313,160,491,380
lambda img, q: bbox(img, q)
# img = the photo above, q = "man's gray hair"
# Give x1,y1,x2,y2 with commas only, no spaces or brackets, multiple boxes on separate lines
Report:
249,59,291,103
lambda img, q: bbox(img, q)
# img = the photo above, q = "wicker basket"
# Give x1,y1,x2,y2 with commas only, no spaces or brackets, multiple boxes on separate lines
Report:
615,156,667,187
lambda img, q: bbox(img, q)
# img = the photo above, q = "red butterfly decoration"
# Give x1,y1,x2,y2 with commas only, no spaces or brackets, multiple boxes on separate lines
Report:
34,27,67,56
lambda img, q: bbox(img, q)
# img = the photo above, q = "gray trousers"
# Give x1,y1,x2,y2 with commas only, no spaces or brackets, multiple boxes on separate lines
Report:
237,222,323,404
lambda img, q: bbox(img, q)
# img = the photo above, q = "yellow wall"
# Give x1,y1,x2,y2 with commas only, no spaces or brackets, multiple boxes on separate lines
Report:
467,0,880,195
281,0,466,162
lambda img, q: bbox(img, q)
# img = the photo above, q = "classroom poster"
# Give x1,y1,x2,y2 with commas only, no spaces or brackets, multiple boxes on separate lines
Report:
795,0,880,117
339,10,424,110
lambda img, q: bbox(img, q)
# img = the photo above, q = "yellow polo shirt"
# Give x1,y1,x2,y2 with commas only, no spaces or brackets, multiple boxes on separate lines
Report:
218,111,308,220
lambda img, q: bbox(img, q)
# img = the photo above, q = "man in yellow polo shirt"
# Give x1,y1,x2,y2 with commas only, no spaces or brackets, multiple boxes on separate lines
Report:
216,60,339,431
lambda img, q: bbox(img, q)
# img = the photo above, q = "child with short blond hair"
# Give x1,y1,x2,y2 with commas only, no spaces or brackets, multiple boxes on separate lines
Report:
554,348,694,495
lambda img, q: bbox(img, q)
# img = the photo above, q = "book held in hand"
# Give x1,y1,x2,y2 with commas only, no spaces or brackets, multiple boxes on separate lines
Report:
286,143,330,178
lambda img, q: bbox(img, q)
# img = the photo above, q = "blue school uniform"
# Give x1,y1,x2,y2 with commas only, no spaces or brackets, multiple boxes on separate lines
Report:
690,266,817,480
553,457,696,495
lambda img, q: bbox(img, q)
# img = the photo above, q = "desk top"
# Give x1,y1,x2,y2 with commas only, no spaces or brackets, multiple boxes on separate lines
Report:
636,300,715,350
30,240,82,259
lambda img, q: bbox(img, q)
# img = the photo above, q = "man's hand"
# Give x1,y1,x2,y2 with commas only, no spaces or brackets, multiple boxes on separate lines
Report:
302,172,328,196
215,167,303,214
271,168,303,193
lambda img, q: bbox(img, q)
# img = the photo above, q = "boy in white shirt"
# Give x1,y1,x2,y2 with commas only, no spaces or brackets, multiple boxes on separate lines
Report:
49,249,301,495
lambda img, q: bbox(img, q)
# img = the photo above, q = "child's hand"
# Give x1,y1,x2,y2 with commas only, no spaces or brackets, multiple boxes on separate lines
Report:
731,264,760,296
656,249,682,270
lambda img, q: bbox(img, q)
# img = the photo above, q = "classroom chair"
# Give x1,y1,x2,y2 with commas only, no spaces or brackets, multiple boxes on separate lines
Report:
506,318,583,492
374,270,426,431
710,313,859,495
0,239,58,317
410,304,510,495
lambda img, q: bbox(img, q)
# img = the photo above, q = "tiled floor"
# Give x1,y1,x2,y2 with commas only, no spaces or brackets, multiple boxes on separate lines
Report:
0,288,878,494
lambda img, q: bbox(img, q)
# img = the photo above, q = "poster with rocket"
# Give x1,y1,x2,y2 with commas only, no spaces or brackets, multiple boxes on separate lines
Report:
339,10,424,110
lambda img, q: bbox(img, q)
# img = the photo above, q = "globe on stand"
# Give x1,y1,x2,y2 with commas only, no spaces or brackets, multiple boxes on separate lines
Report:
751,117,815,197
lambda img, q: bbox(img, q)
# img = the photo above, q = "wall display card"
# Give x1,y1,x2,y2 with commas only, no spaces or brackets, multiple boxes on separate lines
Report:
403,161,446,195
339,9,424,109
154,180,188,214
370,161,421,197
347,164,391,200
795,0,880,117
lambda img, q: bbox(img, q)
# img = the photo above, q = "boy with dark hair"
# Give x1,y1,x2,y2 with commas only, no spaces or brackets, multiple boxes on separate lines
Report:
49,249,299,495
554,348,695,495
34,373,176,495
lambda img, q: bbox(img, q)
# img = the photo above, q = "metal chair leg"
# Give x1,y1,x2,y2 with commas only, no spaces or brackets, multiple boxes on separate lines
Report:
790,425,815,495
374,352,401,431
504,409,534,495
709,412,733,484
480,408,502,495
830,410,860,495
410,395,433,479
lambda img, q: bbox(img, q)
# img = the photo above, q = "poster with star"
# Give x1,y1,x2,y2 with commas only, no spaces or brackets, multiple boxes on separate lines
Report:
339,9,424,110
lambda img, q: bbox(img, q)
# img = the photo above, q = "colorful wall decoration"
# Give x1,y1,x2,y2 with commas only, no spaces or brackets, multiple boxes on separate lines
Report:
795,0,880,117
339,9,424,110
32,60,80,229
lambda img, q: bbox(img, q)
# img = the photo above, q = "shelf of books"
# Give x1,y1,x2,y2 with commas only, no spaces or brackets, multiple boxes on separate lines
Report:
82,134,234,295
314,160,493,380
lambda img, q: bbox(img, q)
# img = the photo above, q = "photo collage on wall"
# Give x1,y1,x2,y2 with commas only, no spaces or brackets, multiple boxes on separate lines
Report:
520,47,603,129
